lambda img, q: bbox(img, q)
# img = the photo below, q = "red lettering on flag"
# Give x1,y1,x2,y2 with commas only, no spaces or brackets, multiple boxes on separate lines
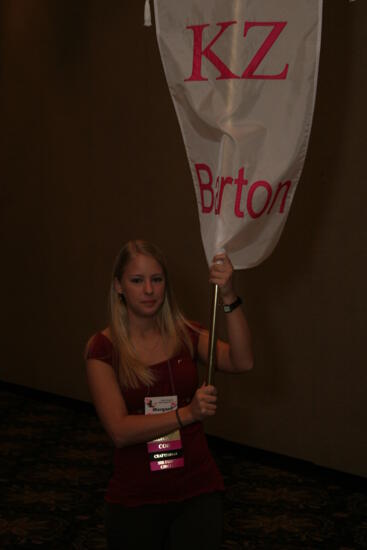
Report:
242,22,289,80
185,22,240,81
247,181,273,218
195,163,214,213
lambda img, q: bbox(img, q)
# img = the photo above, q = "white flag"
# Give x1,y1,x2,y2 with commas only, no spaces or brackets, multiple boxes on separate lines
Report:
154,0,323,268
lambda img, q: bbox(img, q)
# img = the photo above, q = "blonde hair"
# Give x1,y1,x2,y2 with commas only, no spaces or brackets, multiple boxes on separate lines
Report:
109,240,194,389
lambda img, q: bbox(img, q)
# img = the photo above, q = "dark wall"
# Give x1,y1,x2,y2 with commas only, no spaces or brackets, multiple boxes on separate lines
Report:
1,1,366,477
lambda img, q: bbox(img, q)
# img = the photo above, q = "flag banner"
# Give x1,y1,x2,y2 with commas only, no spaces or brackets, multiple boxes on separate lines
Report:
153,0,323,268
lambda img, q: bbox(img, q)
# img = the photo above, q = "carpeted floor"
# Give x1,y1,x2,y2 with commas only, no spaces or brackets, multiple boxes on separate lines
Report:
0,383,366,549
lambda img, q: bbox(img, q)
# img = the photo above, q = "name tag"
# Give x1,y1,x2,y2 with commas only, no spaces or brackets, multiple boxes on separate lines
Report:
145,395,184,472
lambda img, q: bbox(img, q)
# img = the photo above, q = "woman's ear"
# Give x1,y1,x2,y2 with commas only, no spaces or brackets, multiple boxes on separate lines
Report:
114,277,122,294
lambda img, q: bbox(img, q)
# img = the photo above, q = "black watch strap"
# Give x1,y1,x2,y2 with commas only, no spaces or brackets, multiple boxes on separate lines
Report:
223,296,242,313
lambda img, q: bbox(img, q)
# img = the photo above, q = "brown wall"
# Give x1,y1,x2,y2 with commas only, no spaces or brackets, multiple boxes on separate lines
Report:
1,1,366,477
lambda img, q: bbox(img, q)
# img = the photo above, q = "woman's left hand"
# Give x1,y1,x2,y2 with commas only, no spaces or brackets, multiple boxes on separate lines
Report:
209,253,236,301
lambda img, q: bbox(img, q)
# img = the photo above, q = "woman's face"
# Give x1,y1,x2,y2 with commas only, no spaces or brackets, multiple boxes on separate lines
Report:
116,253,166,319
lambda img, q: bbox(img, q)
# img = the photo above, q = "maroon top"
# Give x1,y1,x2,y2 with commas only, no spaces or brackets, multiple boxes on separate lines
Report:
86,327,224,507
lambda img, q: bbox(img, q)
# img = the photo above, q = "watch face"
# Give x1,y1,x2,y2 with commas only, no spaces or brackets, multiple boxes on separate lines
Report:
223,297,242,313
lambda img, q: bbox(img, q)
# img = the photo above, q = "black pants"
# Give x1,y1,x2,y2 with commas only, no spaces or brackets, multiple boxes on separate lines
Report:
104,491,223,550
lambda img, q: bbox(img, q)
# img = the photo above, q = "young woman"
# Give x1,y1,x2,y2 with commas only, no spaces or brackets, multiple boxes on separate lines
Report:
85,240,253,550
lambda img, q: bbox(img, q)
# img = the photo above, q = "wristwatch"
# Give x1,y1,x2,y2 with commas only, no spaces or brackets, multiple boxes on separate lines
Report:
223,296,242,313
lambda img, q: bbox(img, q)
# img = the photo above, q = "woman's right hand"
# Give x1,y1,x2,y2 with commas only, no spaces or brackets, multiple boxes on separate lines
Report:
188,383,218,421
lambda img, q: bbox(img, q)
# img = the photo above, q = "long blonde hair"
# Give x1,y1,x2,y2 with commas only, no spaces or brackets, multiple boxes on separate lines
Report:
109,240,194,389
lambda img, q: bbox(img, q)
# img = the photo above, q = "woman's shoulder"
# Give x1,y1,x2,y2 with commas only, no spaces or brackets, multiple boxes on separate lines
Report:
185,320,204,338
186,320,203,332
85,329,115,365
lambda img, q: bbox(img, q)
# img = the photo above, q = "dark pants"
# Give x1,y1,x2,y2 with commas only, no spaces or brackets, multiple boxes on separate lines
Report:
104,491,223,550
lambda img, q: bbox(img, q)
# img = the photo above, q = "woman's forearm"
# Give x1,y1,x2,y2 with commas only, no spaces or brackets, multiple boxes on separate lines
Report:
209,254,254,373
111,405,195,448
223,297,254,372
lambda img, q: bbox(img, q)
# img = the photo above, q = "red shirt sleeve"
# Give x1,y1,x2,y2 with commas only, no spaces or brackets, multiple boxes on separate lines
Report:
85,332,114,366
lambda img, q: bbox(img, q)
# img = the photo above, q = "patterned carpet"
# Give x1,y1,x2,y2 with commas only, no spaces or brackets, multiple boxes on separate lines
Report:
0,383,366,549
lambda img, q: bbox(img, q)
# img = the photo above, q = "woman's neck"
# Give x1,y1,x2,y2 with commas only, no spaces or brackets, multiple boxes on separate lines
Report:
127,313,159,339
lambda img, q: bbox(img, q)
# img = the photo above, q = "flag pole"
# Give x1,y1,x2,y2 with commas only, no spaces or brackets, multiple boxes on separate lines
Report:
206,1,241,385
207,283,219,385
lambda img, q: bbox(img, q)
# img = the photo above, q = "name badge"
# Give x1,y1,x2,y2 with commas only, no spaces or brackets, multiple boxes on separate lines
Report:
145,395,184,472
